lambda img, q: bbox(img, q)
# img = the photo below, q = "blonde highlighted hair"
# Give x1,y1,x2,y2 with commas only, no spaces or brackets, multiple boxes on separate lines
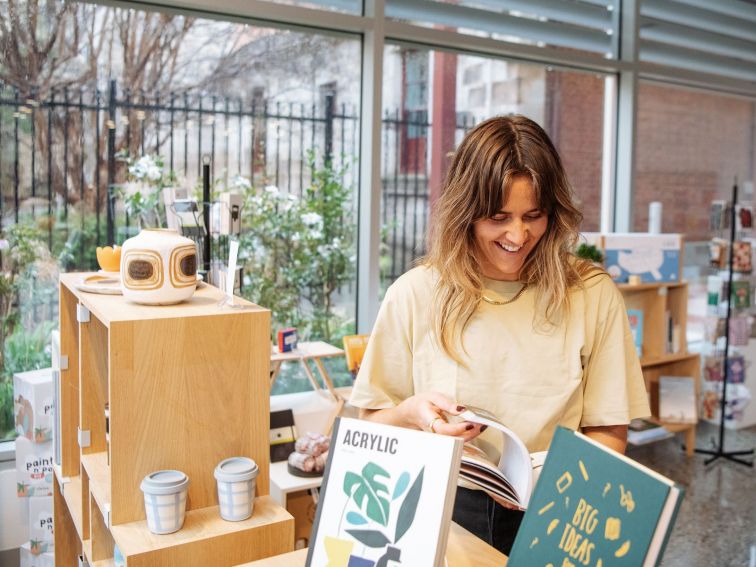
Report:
424,114,597,363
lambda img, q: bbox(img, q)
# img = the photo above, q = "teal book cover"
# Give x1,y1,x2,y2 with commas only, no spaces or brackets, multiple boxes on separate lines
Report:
508,427,684,567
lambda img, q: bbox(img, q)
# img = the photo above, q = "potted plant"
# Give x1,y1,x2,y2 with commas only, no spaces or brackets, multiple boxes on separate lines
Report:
576,243,604,265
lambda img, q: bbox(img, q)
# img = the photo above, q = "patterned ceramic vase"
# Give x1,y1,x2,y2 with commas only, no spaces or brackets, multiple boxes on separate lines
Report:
120,229,198,305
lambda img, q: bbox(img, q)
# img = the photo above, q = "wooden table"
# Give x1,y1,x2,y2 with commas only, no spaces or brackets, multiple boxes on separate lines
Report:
238,521,507,566
271,342,347,433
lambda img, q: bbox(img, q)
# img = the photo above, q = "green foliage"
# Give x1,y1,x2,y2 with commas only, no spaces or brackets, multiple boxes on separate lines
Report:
576,243,604,264
0,378,14,441
0,322,54,441
238,157,356,342
0,223,48,352
48,203,101,271
1,322,54,382
0,223,56,441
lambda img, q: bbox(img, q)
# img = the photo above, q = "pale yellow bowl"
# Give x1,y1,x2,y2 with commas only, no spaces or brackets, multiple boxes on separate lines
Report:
96,245,122,272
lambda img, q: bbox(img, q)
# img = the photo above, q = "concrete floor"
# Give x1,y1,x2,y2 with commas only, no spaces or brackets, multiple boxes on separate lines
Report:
627,421,756,567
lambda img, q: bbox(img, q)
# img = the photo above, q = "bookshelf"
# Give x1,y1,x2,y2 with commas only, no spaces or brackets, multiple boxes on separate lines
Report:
53,273,294,565
618,281,700,456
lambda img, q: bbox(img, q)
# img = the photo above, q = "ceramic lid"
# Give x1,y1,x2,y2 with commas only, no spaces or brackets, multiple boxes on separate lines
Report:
214,457,259,483
140,470,189,495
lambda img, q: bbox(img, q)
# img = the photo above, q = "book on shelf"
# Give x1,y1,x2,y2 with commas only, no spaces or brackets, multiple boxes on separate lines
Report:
508,426,685,567
306,417,463,567
456,406,546,511
627,419,674,446
626,309,644,357
659,376,697,424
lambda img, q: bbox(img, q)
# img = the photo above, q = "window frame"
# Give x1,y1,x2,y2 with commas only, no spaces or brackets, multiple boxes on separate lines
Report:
48,0,756,330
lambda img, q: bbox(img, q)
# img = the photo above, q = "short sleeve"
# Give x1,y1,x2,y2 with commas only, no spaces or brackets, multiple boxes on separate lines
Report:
348,278,417,409
580,282,651,427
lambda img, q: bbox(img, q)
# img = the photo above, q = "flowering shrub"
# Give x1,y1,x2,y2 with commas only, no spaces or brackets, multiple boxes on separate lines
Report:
115,154,176,228
239,159,355,342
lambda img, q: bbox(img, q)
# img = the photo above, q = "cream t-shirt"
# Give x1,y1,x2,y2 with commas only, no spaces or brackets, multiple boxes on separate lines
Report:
349,265,650,457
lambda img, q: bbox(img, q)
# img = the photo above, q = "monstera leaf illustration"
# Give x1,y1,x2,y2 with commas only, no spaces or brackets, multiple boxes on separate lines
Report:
343,462,391,526
394,466,424,543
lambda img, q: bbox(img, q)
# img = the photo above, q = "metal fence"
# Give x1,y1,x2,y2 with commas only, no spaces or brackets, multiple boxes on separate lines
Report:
0,80,479,300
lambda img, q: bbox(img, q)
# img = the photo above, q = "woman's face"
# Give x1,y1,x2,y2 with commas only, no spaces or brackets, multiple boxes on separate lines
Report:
472,175,548,281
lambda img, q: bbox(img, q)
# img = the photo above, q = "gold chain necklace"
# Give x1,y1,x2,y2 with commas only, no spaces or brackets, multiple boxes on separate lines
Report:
480,283,528,306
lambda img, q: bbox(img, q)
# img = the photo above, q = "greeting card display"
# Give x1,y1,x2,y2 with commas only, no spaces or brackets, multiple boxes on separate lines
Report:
732,241,752,273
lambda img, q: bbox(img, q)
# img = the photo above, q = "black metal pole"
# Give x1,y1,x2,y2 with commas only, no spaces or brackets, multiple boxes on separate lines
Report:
696,177,754,467
202,154,211,275
106,79,117,245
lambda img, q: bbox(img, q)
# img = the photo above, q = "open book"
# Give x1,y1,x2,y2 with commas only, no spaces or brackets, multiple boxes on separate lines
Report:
457,407,546,510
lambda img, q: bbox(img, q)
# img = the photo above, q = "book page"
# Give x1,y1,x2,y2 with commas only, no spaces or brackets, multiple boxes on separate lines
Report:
458,407,535,507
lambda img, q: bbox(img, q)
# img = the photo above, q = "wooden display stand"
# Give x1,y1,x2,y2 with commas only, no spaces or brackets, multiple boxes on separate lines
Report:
618,281,700,456
54,273,294,566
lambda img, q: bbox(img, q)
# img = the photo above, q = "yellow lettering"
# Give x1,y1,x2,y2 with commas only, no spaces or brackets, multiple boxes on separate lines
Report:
572,499,587,525
573,537,594,565
571,498,599,534
567,532,583,556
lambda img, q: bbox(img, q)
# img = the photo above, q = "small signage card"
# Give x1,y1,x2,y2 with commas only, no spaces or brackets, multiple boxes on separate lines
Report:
509,427,684,567
306,417,463,567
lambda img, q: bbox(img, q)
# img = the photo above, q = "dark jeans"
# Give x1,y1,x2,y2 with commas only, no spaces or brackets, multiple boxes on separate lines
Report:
452,486,524,557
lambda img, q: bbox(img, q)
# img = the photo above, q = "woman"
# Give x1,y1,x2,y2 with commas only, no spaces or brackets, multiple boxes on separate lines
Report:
349,114,650,554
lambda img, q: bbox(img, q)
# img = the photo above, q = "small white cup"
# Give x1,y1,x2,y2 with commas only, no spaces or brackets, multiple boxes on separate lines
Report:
214,457,259,521
140,470,189,534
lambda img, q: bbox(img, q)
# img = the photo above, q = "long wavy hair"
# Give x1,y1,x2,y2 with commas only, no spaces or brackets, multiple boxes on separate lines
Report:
424,114,594,363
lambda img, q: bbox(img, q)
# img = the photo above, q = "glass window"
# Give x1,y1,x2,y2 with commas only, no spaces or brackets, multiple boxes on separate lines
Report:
380,45,607,287
0,2,362,433
634,81,756,344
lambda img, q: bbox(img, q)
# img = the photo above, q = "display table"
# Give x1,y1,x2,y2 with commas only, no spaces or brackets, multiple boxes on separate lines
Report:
270,341,345,401
269,461,322,507
271,341,347,434
237,521,508,566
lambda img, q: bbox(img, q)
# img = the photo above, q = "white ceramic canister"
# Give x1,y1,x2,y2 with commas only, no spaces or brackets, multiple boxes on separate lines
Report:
214,457,259,521
140,470,190,534
120,229,198,305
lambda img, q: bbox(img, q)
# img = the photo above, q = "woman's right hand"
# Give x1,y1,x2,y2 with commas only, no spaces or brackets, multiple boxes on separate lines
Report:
396,391,486,443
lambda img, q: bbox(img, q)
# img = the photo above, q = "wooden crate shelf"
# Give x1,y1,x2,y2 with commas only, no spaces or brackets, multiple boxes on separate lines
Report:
618,281,700,456
82,452,111,526
58,472,84,541
54,273,294,565
640,351,699,368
